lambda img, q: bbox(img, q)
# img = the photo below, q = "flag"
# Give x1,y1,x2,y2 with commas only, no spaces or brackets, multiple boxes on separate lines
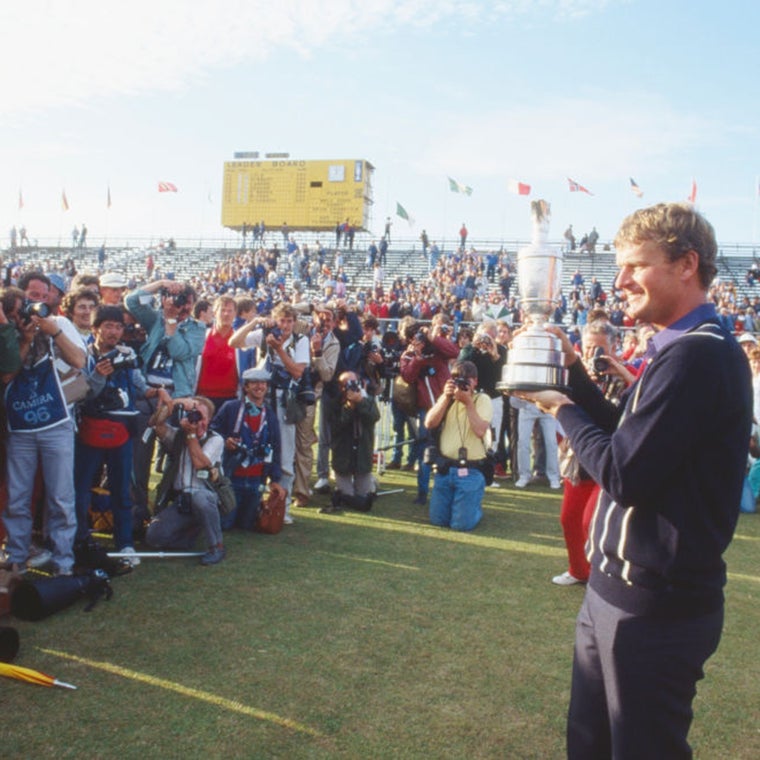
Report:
107,186,112,209
158,182,178,193
448,177,473,196
62,190,69,211
687,178,697,204
629,177,643,198
396,202,415,226
567,178,593,195
18,189,23,210
507,179,531,196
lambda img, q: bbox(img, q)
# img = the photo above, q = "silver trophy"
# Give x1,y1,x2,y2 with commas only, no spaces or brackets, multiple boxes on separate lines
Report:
497,199,568,392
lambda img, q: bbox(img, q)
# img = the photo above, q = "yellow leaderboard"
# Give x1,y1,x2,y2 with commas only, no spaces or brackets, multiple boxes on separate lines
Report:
222,158,374,232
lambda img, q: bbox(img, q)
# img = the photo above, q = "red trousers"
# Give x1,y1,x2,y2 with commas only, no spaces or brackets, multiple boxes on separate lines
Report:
559,479,600,581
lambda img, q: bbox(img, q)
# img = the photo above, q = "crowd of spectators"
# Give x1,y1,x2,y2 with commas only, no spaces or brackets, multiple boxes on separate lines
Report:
0,228,757,594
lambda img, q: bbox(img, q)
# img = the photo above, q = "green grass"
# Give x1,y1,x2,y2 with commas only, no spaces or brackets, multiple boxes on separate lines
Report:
3,472,759,759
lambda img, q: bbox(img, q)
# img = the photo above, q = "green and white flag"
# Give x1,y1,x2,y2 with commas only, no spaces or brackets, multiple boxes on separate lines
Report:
448,176,473,195
396,202,414,226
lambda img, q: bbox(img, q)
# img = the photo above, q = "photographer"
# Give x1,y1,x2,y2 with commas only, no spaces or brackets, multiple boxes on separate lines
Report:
399,314,459,505
1,283,86,578
228,302,309,524
212,368,285,530
386,316,417,471
552,320,634,587
313,300,363,494
125,278,206,532
125,278,206,398
323,371,381,514
424,360,492,531
292,304,340,508
74,305,146,567
145,396,226,565
459,323,507,466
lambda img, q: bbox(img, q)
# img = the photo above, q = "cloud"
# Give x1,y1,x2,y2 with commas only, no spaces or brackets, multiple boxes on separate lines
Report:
0,0,611,116
415,92,720,182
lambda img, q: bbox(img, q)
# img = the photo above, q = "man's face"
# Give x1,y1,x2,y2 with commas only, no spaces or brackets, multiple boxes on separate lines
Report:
244,380,268,405
6,297,24,329
71,298,97,331
316,311,334,334
582,333,612,362
496,324,511,345
100,286,126,306
95,319,124,351
276,314,295,338
25,278,49,304
215,301,235,328
615,242,689,328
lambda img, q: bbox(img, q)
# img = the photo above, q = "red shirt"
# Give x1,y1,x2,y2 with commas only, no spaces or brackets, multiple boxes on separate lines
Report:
197,328,238,398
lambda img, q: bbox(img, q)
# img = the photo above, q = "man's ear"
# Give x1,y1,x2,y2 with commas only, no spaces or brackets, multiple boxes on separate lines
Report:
680,249,700,282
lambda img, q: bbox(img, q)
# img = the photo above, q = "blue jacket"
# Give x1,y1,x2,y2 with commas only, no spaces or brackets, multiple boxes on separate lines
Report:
125,289,207,397
558,305,751,618
211,398,282,483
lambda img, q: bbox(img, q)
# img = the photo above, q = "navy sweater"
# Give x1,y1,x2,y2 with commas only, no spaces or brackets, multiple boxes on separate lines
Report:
558,314,751,618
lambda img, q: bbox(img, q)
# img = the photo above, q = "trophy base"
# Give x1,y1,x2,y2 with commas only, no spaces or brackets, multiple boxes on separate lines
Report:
496,380,570,394
497,328,569,393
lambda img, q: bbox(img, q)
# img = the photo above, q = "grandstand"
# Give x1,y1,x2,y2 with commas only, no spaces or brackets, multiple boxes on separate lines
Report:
4,237,760,317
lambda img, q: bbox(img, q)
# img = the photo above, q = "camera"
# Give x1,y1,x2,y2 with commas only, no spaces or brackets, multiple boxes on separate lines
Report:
160,288,189,308
19,300,51,323
176,491,193,515
591,346,609,374
414,331,434,358
378,331,403,380
173,403,203,425
263,324,283,341
438,324,451,336
422,444,439,466
343,379,362,394
453,376,471,391
232,440,273,463
102,348,138,371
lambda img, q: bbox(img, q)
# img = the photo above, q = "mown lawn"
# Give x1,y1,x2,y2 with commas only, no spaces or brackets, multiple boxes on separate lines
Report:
3,471,759,759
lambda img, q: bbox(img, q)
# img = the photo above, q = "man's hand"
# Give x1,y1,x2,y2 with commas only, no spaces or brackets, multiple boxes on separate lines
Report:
269,482,286,500
514,390,573,416
95,357,115,377
33,315,60,337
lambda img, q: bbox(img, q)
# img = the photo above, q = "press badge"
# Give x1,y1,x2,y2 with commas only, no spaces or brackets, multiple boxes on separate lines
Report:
457,467,469,477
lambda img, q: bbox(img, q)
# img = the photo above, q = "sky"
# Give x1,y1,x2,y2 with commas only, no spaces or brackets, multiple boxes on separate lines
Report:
3,0,760,250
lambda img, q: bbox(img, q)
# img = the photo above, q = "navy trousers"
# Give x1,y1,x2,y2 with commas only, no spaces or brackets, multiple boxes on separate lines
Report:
568,586,723,760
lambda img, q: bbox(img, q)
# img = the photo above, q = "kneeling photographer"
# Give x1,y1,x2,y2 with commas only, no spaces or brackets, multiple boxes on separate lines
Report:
145,396,227,565
424,360,492,531
323,371,381,514
211,368,286,530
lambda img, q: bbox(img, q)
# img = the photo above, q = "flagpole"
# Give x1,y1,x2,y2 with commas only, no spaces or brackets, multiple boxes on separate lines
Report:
104,183,110,247
442,178,448,253
753,176,758,246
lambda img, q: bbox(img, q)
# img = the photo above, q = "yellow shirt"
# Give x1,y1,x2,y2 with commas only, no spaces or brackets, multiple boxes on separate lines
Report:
439,393,493,461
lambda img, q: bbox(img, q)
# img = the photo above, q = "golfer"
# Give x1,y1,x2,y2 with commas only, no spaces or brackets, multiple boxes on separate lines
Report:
519,203,752,758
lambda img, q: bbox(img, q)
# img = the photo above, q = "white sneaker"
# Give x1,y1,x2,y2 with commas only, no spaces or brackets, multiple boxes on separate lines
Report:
549,480,562,490
283,515,295,525
514,477,529,488
313,478,330,494
27,544,53,569
121,546,141,567
487,481,500,488
552,571,584,586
